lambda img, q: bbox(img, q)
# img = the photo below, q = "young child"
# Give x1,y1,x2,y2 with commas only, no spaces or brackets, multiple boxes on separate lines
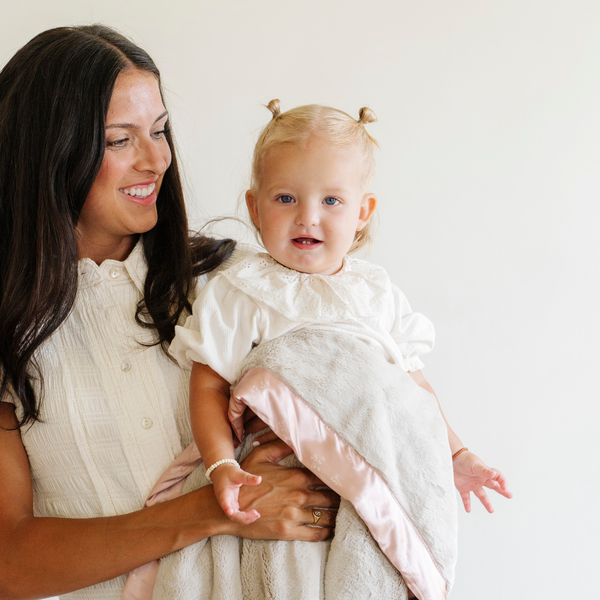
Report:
170,100,511,526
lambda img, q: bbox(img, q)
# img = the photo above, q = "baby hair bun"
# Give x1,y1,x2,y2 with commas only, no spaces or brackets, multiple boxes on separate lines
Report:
358,107,377,125
266,99,281,119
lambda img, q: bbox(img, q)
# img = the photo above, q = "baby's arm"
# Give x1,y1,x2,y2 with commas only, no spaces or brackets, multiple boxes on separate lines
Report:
408,370,513,513
190,362,262,524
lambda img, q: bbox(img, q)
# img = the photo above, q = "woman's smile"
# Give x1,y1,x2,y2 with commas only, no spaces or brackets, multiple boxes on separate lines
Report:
119,180,158,205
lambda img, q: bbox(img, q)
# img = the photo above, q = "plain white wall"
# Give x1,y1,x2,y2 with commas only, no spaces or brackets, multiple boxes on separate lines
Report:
2,1,598,598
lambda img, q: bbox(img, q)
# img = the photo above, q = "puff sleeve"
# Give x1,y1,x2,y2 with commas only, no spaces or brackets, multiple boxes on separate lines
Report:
169,274,264,384
389,284,435,371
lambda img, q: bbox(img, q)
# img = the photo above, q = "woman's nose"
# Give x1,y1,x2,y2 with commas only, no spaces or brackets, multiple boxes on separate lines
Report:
135,138,171,175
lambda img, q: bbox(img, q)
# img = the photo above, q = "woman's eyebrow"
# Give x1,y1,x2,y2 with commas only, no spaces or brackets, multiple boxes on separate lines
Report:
106,111,169,130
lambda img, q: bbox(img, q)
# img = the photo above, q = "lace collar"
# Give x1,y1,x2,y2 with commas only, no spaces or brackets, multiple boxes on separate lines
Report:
221,253,392,322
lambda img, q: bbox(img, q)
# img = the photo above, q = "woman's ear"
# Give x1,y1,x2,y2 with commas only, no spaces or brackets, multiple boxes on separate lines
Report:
245,190,261,229
356,193,377,231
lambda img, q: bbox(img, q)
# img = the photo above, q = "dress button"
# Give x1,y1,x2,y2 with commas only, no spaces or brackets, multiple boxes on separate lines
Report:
121,362,131,372
141,417,153,430
109,268,120,279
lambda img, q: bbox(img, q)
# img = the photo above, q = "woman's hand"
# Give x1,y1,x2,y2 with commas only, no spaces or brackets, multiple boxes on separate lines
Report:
453,450,513,513
227,437,339,541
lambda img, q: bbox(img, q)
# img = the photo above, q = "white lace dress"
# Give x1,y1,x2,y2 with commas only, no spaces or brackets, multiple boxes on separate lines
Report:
170,252,435,385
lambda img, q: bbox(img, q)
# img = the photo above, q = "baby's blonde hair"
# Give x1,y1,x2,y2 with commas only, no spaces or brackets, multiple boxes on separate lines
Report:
249,100,378,253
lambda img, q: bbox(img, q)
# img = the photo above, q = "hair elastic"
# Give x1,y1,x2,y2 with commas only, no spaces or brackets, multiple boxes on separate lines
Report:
452,447,469,461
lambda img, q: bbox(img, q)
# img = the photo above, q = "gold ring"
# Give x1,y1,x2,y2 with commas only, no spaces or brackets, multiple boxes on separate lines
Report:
312,509,322,525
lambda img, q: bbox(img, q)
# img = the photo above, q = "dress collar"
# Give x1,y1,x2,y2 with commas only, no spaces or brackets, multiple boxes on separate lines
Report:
77,239,146,293
221,252,393,322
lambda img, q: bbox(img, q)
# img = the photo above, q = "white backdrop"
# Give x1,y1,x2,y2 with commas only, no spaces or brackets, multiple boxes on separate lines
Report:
2,1,598,598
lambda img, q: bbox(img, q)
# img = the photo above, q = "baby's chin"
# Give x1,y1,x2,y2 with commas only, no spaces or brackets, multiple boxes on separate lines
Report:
268,254,344,276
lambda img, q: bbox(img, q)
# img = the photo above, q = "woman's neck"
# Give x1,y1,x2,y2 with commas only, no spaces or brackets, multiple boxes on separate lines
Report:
77,234,139,265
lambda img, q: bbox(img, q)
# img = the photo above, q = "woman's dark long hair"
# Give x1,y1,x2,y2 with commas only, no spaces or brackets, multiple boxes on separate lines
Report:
0,25,234,428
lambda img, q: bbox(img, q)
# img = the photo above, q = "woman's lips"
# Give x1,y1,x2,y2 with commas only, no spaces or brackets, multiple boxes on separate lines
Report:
291,237,322,250
119,182,157,206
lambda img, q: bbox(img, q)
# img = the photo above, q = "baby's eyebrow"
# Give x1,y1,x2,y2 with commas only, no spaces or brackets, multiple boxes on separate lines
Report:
106,111,169,130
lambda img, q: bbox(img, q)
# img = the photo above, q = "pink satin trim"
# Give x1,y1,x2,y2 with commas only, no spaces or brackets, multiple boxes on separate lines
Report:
121,443,203,600
232,368,447,600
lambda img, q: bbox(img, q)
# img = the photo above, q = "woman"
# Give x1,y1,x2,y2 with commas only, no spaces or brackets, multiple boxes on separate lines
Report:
0,25,338,600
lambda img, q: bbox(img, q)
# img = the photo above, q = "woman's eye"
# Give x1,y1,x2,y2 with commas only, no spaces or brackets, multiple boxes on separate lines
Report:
278,195,294,204
324,197,339,206
153,129,167,140
107,138,128,148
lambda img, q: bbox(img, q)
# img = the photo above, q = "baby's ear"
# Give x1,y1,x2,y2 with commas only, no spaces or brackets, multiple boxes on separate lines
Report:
245,190,261,229
357,193,377,231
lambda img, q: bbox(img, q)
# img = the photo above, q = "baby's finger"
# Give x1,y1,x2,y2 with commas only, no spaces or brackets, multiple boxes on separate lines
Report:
460,490,472,513
490,468,511,492
231,470,262,486
483,477,513,499
228,509,261,524
473,462,496,478
474,487,495,513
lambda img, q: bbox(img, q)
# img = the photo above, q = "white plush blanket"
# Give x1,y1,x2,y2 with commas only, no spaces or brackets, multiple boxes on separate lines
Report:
125,329,457,600
232,328,457,600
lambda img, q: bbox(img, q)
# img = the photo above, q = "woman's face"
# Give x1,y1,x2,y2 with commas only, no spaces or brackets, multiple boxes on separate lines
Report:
76,69,172,262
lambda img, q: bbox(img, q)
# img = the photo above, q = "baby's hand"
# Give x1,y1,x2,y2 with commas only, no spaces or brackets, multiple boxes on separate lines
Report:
453,451,513,513
210,463,262,524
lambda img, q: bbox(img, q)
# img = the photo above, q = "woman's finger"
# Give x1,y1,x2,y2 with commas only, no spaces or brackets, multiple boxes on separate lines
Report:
245,416,269,434
252,430,279,445
292,524,334,542
302,507,337,528
303,489,340,510
242,438,294,467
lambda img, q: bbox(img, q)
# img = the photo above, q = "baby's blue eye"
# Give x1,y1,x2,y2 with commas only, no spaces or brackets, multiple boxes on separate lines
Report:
324,197,339,205
279,195,294,204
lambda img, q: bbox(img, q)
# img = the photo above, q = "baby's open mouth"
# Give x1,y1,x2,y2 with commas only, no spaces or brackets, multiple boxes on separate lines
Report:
292,237,322,245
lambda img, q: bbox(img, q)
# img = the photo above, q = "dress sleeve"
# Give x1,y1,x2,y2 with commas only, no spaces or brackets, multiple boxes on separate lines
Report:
169,275,263,384
389,284,435,371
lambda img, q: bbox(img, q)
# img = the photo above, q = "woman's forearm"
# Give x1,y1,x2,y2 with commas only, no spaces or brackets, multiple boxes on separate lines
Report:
0,485,228,600
0,401,232,599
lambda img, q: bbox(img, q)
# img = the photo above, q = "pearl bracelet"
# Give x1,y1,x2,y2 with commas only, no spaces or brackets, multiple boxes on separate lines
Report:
205,458,239,483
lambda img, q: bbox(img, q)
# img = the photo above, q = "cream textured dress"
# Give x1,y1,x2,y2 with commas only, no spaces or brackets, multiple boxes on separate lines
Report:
4,243,249,599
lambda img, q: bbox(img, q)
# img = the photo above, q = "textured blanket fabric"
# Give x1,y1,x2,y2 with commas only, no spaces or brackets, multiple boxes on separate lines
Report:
233,328,457,599
149,328,457,600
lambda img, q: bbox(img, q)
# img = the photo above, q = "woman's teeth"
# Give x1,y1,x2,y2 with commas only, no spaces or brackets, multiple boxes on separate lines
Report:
120,182,156,198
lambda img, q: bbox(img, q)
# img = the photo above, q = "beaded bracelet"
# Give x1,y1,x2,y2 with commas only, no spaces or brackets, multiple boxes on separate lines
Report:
205,458,240,482
452,447,469,461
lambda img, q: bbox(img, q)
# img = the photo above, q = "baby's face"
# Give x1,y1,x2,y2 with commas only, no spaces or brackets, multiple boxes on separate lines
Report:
246,140,376,276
